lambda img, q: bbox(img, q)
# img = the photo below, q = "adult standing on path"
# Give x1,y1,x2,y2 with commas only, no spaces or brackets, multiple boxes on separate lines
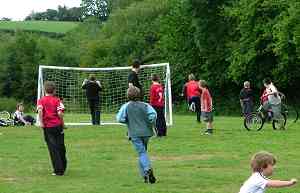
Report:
82,74,102,125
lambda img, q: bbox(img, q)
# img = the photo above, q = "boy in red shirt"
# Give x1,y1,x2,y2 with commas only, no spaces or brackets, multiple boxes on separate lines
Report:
37,81,67,176
199,80,213,135
150,74,167,137
182,74,202,122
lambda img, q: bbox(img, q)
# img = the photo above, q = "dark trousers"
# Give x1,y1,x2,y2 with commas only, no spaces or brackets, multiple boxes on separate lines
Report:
88,98,100,125
153,106,167,137
43,126,67,175
189,96,201,122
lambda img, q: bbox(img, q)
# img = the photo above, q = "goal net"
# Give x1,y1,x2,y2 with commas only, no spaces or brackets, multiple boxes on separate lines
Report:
37,63,173,126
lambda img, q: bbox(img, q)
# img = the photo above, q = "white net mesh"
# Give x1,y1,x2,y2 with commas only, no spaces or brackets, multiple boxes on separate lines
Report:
38,64,172,125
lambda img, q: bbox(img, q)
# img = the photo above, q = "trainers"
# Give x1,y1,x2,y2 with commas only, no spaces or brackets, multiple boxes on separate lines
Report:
146,169,156,184
144,176,149,183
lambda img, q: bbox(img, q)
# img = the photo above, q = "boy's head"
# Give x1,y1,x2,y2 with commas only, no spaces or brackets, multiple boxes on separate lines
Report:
251,151,276,176
16,103,24,111
152,74,160,83
188,74,195,81
199,80,208,89
127,86,141,101
132,59,141,72
44,81,56,95
89,74,96,81
263,78,272,87
244,81,250,88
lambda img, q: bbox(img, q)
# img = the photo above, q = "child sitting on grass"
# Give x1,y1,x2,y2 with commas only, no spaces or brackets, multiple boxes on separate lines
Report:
117,86,157,184
14,103,35,126
239,151,297,193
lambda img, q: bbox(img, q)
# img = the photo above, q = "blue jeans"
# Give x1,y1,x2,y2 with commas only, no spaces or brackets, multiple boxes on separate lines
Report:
131,137,151,177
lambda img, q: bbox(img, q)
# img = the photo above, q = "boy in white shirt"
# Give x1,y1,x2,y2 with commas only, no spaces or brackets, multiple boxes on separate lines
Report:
239,151,297,193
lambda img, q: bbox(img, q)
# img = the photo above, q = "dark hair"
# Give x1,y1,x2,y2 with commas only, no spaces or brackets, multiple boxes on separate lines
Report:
152,74,160,82
89,74,96,81
132,59,142,69
127,86,141,101
44,81,56,94
16,103,23,110
251,151,276,172
263,78,272,85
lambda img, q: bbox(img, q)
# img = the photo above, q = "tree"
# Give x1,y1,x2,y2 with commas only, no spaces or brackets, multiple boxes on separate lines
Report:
81,0,109,21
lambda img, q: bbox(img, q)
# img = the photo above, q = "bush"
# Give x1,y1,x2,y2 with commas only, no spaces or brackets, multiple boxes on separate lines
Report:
0,97,18,113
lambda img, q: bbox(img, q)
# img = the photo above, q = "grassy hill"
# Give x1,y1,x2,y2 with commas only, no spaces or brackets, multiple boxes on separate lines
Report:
0,21,79,34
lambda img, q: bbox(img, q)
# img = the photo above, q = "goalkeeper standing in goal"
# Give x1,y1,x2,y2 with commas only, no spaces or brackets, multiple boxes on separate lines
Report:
82,74,102,125
128,59,143,99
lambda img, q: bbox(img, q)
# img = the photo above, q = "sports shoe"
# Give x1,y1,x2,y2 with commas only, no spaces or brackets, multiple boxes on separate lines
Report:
146,169,156,184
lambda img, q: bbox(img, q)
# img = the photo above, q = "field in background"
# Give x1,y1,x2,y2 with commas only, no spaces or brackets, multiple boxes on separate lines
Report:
0,115,299,193
0,21,79,33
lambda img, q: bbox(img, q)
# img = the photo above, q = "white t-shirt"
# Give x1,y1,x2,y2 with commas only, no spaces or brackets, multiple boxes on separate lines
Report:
266,84,281,105
239,172,268,193
14,110,24,120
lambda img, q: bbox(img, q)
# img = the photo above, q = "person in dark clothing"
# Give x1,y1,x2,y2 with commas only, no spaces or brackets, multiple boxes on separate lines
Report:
128,59,143,100
82,74,102,125
240,81,254,117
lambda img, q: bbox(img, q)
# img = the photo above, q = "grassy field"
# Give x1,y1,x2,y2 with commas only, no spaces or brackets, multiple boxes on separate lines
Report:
0,21,79,33
0,115,299,193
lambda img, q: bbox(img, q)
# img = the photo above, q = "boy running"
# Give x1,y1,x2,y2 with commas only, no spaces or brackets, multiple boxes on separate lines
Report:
37,81,67,176
150,74,167,137
199,80,213,135
239,151,297,193
117,86,157,183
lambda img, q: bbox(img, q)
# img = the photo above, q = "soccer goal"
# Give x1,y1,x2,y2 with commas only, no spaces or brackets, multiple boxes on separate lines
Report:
37,63,173,126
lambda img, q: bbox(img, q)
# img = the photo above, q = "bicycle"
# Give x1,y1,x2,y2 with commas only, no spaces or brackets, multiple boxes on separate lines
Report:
0,111,15,127
244,92,298,131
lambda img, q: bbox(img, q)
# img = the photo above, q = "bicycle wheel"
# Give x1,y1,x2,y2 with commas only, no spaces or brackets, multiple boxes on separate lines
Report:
244,112,264,131
272,113,287,130
0,111,11,121
285,105,299,123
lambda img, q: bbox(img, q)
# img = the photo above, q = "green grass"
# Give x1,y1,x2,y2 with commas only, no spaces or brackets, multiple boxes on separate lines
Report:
0,21,79,34
0,115,299,193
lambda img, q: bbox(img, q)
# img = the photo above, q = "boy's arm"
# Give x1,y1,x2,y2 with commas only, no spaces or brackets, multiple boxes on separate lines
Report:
116,103,129,123
57,101,65,126
82,79,88,89
37,108,43,128
146,104,157,123
267,179,297,188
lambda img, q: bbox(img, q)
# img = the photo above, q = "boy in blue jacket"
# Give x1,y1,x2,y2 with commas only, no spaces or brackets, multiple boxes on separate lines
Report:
117,86,157,184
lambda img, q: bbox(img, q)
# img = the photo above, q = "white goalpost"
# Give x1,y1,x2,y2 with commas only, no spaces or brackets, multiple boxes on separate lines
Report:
37,63,173,126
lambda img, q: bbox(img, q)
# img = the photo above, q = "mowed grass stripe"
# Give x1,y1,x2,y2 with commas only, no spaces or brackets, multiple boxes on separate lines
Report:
0,21,79,33
0,115,299,193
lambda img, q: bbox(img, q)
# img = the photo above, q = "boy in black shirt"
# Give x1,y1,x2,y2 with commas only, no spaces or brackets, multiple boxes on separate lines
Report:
128,60,143,99
240,81,254,117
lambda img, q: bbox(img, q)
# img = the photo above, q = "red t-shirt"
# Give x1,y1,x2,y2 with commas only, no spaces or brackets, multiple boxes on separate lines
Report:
260,89,268,104
185,81,202,99
37,95,65,128
150,83,164,107
201,88,212,112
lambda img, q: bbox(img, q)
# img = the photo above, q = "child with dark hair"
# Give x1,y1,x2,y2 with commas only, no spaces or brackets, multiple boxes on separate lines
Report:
150,74,167,137
239,151,297,193
37,81,67,176
128,59,144,99
14,103,35,126
117,86,157,184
